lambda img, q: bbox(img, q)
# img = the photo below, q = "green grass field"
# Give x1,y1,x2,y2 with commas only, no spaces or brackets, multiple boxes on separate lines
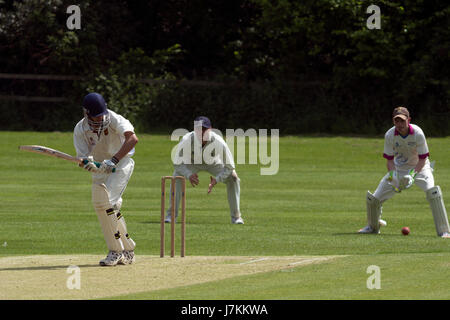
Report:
0,131,449,300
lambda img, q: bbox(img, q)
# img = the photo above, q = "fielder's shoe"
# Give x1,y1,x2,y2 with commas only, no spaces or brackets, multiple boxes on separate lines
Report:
231,217,244,224
441,232,450,239
119,250,136,265
165,216,177,223
379,219,387,227
99,251,124,266
358,225,380,234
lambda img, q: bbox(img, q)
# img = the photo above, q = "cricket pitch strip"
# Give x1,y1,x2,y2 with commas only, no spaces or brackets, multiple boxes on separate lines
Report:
0,255,343,299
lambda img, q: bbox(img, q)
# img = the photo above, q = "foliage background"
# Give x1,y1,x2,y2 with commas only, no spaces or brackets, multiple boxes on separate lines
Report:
0,0,448,135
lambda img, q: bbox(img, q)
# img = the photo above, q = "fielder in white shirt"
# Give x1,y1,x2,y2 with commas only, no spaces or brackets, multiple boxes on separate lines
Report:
74,92,139,266
359,107,449,238
166,116,244,224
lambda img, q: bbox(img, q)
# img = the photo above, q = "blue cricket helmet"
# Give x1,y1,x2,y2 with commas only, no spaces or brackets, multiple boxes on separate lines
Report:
82,92,108,117
82,92,110,135
194,116,212,129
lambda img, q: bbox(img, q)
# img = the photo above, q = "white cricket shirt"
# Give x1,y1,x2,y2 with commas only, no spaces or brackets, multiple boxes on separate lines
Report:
73,110,135,163
173,130,235,183
383,124,430,170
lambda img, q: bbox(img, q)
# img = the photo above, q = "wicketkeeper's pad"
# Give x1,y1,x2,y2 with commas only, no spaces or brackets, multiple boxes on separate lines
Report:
426,186,450,236
366,191,382,232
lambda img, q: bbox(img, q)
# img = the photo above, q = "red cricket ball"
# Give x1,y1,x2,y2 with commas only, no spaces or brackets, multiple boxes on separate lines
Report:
401,227,410,235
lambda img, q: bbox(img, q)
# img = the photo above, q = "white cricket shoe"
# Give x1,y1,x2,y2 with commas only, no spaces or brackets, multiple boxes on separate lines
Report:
441,232,450,239
165,216,177,223
231,217,244,224
358,219,386,234
99,251,124,266
119,250,136,265
358,226,380,234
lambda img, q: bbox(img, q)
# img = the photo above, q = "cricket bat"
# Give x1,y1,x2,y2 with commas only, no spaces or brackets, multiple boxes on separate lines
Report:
18,145,115,172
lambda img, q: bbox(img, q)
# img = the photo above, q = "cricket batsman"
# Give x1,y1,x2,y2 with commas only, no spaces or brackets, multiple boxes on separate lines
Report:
359,106,450,238
166,116,244,224
74,92,139,266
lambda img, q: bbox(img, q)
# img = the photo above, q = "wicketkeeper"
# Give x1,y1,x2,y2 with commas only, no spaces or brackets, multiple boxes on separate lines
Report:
166,116,244,224
74,92,139,266
359,107,450,238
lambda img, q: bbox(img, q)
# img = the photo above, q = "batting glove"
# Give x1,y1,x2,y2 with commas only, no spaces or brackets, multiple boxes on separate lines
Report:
80,156,100,173
100,156,119,173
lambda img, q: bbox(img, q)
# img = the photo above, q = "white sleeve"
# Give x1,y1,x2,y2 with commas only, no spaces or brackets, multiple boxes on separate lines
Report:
416,128,429,158
175,165,194,179
173,133,194,179
110,112,135,136
383,129,394,160
215,136,235,183
215,165,234,183
73,122,90,158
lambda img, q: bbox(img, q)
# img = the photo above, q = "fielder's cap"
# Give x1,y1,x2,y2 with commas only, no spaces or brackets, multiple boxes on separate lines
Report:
82,93,108,117
194,116,212,129
392,106,410,120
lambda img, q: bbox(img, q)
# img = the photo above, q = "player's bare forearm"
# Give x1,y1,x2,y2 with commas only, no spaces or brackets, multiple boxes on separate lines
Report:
114,132,138,161
414,158,426,174
386,159,395,172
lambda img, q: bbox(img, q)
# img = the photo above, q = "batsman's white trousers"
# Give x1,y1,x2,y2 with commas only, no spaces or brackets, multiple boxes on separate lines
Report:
167,164,242,220
373,167,435,202
92,157,136,251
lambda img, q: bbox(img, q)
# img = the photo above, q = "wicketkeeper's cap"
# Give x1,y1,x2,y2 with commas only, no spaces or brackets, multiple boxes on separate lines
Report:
82,93,108,117
194,116,212,129
392,106,410,120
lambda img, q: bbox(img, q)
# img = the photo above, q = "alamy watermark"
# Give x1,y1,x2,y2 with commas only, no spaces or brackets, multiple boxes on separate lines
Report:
366,265,381,289
170,125,279,175
66,265,81,290
366,5,381,29
66,5,81,30
67,4,381,31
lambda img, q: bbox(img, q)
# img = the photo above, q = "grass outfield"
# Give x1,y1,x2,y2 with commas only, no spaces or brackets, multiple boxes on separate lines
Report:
0,131,449,299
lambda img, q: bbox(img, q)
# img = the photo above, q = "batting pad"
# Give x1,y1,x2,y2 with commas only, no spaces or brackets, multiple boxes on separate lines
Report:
426,186,450,236
366,191,382,232
112,203,135,250
92,183,124,252
116,211,136,251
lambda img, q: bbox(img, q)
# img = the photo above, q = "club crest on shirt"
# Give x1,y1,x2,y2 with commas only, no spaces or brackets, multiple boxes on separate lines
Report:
396,155,408,165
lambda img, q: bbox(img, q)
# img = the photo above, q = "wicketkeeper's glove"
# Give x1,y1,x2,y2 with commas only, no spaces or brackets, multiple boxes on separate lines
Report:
399,169,417,190
387,170,401,193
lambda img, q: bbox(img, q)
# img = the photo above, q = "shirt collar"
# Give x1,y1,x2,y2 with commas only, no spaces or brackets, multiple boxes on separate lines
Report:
394,124,414,136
